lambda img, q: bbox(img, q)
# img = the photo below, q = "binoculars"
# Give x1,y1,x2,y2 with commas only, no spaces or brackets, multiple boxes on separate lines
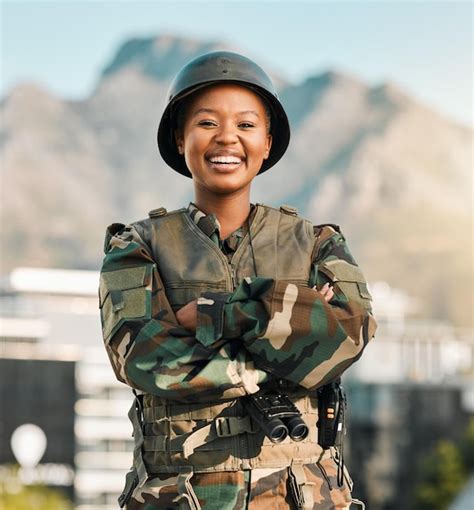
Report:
246,392,309,443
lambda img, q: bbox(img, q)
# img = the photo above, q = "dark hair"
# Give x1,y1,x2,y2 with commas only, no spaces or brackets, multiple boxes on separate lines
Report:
174,86,272,136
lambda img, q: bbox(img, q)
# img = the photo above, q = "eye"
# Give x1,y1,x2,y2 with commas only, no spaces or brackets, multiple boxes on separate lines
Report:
197,120,217,127
239,122,255,128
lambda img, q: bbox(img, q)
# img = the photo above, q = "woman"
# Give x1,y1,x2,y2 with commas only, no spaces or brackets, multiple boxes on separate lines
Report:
99,51,377,510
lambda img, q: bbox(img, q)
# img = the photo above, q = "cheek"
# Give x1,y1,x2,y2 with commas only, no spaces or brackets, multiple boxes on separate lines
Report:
249,135,270,157
182,131,205,153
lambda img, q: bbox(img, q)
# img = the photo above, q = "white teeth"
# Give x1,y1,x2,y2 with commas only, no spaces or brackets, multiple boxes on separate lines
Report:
209,156,242,164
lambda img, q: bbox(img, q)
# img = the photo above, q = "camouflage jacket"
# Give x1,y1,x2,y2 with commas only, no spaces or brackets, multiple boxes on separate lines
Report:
99,203,377,402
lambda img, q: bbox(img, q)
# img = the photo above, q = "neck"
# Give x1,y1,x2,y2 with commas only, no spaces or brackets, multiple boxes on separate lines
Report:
193,186,252,239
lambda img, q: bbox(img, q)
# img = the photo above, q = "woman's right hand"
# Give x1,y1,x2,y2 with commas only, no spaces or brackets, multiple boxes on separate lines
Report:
176,300,198,333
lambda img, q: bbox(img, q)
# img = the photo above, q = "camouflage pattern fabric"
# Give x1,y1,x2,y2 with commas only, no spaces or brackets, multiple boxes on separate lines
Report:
99,202,376,508
126,456,353,509
99,202,376,400
196,221,377,391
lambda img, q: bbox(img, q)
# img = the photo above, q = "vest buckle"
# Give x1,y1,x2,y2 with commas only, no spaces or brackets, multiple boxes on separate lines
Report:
215,415,255,437
280,204,298,216
148,207,167,218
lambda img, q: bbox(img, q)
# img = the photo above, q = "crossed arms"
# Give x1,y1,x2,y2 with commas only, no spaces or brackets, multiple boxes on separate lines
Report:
99,223,377,403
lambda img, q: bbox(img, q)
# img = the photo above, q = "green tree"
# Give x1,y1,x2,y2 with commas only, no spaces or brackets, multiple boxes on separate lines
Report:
459,417,474,471
0,486,73,510
414,440,468,510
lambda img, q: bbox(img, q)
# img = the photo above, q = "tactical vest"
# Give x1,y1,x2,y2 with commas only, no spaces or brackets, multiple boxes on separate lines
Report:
136,203,317,310
123,204,333,507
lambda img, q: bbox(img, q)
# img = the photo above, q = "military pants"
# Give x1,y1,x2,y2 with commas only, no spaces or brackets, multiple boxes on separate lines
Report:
126,456,354,509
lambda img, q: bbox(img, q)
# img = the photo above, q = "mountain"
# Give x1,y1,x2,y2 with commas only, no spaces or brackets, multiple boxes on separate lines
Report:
0,34,472,326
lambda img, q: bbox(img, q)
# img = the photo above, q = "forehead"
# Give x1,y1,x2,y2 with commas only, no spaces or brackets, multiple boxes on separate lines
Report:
185,82,267,112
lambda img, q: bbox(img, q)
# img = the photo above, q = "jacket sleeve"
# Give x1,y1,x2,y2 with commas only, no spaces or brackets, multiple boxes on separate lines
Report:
99,222,269,403
196,225,378,390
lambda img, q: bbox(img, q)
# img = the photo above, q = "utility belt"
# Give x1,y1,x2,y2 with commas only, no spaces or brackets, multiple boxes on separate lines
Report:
120,384,346,508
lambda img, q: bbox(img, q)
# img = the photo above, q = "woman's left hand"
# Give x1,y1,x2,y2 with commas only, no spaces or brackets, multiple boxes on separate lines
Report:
176,300,198,332
316,282,334,302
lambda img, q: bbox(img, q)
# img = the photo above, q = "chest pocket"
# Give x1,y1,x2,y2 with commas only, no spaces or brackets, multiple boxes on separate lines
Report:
99,265,153,342
319,259,372,311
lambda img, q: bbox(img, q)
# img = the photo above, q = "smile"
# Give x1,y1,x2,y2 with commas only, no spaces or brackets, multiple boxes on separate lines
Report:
209,156,242,164
206,157,244,172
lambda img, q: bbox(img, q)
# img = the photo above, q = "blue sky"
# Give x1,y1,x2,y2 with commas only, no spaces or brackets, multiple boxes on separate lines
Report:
1,0,472,126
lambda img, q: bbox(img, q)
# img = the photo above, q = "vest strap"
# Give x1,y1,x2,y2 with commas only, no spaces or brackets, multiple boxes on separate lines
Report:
143,415,257,459
143,400,243,422
288,462,316,510
143,435,167,452
172,467,201,510
215,415,256,437
181,415,256,458
117,468,139,508
128,396,148,488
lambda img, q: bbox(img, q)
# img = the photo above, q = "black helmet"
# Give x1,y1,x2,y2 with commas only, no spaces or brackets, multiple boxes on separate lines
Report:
157,51,290,178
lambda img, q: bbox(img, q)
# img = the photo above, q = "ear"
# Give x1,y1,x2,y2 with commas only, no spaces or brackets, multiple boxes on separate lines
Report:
174,130,184,155
263,134,273,160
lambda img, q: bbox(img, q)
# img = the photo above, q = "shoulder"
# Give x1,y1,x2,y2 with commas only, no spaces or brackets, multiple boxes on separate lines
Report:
311,222,357,264
102,221,146,253
257,202,308,220
257,203,315,241
258,202,313,227
312,222,345,246
313,222,343,238
103,206,187,252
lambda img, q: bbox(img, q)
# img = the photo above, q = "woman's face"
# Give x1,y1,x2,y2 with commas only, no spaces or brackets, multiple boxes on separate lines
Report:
175,83,272,196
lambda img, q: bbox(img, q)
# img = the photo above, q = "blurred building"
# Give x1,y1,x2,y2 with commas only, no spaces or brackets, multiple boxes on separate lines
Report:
343,281,474,509
0,355,76,501
0,267,131,510
348,280,474,385
0,268,472,510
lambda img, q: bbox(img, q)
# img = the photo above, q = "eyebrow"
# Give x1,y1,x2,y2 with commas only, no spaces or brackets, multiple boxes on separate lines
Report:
191,108,260,118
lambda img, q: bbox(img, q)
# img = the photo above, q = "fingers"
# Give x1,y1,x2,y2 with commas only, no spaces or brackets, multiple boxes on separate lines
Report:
313,282,334,302
324,286,334,302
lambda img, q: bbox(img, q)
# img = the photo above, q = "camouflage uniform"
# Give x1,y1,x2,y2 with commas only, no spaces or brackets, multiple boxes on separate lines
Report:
99,202,377,509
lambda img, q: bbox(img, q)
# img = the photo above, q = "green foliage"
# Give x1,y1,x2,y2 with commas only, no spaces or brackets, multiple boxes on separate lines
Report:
414,439,468,510
460,417,474,471
0,467,73,510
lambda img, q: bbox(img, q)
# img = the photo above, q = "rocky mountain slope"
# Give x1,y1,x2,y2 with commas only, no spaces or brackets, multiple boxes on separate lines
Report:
1,34,472,326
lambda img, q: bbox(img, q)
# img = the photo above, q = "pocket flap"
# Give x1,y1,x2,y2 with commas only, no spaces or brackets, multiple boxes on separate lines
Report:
99,266,149,307
357,281,372,300
110,289,125,312
321,259,366,283
319,259,372,304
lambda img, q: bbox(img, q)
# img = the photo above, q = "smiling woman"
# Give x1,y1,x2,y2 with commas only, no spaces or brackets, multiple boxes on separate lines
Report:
99,51,377,509
173,83,273,206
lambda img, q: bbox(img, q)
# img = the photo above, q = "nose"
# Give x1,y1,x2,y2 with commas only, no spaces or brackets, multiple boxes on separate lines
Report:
214,121,238,145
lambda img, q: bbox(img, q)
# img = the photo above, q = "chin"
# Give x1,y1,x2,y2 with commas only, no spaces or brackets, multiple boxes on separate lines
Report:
207,183,248,195
203,170,247,187
202,177,252,195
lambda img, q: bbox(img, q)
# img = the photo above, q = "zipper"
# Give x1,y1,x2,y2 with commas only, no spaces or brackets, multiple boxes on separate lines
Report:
229,204,263,286
183,213,235,291
229,263,237,290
